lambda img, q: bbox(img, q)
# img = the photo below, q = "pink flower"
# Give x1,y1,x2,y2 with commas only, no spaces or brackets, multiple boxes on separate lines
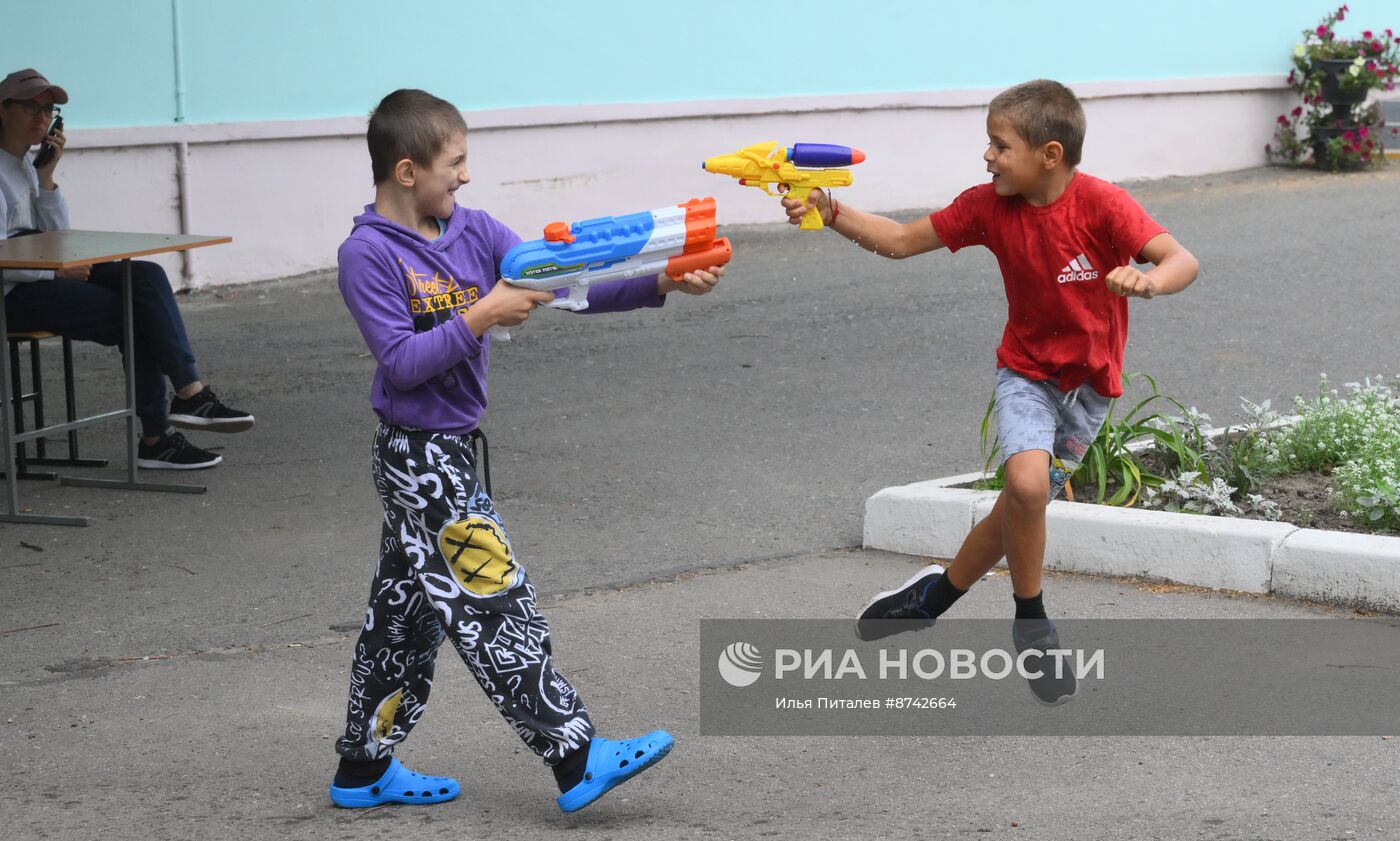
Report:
1387,28,1394,38
1344,130,1356,140
1367,60,1378,71
1279,115,1290,125
1363,30,1374,39
1317,24,1329,36
1360,125,1370,136
1292,106,1304,117
1372,40,1383,51
1265,143,1273,152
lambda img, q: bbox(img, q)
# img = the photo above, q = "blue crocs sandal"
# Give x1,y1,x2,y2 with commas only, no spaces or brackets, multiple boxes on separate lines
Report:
556,730,675,813
328,757,461,808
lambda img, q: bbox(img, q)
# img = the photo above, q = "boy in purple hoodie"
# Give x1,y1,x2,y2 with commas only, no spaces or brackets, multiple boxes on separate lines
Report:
330,89,724,813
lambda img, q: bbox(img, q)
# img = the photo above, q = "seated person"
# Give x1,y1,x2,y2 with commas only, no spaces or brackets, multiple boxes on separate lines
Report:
1,68,252,469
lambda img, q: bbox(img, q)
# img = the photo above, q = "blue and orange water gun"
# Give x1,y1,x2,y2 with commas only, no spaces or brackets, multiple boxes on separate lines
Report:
492,197,732,339
702,142,865,230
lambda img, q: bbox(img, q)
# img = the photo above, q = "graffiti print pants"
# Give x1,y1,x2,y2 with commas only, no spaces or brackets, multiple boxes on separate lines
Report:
335,424,595,765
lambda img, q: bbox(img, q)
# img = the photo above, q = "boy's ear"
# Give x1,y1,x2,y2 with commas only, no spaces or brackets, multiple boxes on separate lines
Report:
1040,141,1065,169
393,157,416,187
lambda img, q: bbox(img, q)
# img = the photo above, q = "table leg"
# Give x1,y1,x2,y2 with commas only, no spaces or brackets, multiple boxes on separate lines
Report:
60,259,204,496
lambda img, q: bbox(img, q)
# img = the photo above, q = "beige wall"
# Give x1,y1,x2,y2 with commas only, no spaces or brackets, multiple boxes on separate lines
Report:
59,78,1294,290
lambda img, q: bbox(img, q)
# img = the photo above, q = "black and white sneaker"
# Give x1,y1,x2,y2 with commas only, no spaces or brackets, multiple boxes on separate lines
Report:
1012,617,1078,707
168,387,255,433
855,563,945,641
137,430,222,470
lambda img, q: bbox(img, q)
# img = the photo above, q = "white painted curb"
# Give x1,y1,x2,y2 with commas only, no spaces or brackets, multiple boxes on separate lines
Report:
865,470,1400,613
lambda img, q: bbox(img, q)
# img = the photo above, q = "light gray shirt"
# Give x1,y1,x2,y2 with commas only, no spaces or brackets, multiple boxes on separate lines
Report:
0,147,70,293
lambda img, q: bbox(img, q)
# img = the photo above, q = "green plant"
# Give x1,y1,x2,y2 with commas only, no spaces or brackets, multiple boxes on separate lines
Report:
1333,461,1400,531
979,373,1204,506
1209,399,1284,496
1268,106,1313,163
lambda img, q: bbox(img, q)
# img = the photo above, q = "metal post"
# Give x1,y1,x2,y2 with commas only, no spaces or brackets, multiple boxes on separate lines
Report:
123,258,138,484
0,266,17,515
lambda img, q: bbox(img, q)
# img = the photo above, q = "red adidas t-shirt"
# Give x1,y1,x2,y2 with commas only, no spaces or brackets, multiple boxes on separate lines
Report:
929,172,1167,397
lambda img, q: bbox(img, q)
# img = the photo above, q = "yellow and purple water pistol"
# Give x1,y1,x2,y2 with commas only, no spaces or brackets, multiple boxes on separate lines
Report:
491,197,732,340
702,142,865,231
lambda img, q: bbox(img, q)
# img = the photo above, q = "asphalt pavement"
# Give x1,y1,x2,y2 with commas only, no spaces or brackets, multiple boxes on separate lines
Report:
2,164,1398,840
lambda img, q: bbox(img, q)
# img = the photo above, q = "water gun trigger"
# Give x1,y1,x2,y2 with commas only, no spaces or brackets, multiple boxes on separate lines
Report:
547,284,591,312
742,179,780,197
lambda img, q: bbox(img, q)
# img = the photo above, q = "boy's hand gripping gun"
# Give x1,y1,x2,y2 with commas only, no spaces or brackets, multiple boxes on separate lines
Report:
490,197,732,340
701,142,864,231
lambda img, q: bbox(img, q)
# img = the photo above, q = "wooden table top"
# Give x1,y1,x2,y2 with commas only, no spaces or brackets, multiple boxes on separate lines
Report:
0,230,231,269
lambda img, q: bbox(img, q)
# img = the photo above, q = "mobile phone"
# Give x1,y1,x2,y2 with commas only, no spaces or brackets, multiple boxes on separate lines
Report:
33,115,63,169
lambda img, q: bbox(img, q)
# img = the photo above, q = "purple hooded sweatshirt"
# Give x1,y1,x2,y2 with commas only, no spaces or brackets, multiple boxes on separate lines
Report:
338,204,664,434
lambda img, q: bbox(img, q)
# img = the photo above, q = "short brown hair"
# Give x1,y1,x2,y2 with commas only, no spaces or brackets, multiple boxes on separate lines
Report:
367,89,468,184
988,80,1086,168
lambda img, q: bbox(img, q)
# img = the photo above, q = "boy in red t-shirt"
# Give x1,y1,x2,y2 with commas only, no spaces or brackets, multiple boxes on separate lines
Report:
782,79,1198,705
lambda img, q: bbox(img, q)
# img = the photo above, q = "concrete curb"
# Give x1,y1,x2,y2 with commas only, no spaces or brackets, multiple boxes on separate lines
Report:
865,469,1400,613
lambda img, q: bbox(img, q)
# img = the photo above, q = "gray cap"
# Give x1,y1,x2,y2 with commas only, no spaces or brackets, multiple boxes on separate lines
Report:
0,69,69,105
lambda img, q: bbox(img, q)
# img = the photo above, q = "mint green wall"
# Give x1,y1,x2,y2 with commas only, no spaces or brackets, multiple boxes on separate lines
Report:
5,0,1399,128
3,2,177,126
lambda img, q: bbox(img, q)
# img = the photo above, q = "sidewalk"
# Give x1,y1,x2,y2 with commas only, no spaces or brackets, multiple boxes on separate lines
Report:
4,549,1395,841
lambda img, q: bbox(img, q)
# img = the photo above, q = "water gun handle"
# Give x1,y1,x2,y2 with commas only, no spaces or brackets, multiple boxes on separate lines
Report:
486,285,590,343
782,183,826,231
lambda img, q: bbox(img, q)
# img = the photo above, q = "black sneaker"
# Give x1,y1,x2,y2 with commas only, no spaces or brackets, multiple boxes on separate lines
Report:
854,563,945,641
1012,617,1077,707
169,387,255,433
137,430,222,470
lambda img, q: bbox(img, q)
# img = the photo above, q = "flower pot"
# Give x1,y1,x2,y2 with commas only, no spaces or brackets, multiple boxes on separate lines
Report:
1316,58,1371,105
1309,124,1373,171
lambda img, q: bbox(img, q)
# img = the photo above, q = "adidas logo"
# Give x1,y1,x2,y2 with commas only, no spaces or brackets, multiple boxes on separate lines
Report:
1056,253,1100,284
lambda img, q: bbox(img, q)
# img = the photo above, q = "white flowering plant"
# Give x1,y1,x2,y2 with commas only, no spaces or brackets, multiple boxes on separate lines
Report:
978,372,1400,535
1275,374,1400,471
1142,472,1283,521
1275,374,1400,530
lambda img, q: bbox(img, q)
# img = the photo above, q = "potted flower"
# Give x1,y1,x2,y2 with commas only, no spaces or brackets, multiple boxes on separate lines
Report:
1268,5,1400,170
1312,102,1386,170
1274,101,1386,171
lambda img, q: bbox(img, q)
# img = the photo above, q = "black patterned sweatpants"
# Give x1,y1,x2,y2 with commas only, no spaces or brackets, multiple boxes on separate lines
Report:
335,424,594,765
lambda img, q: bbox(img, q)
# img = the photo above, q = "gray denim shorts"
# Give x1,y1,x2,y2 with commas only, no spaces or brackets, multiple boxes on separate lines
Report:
993,367,1113,500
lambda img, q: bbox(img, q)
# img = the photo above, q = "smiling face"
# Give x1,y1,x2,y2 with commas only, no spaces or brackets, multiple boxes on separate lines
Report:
983,114,1048,198
410,130,470,220
1,88,57,148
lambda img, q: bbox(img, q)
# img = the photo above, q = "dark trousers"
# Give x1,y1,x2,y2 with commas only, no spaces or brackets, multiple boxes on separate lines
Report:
336,424,595,766
3,261,200,437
